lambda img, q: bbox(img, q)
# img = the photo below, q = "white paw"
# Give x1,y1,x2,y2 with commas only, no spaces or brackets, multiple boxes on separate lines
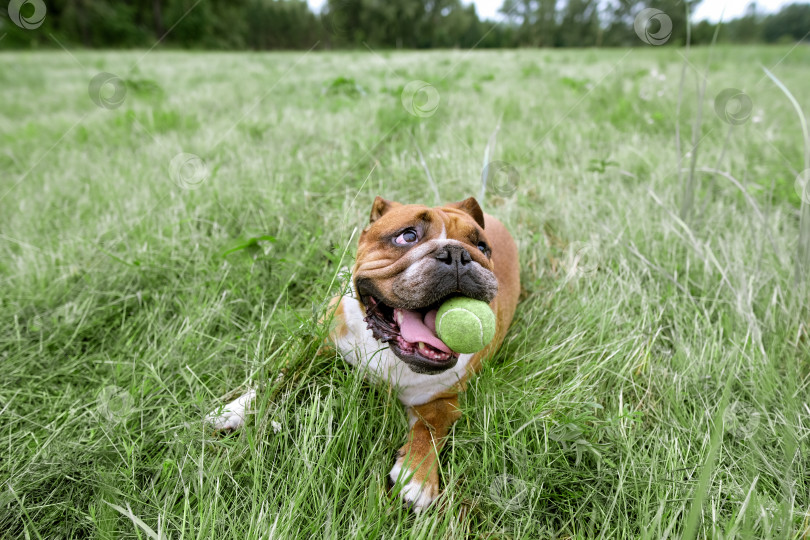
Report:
205,389,256,432
389,459,439,512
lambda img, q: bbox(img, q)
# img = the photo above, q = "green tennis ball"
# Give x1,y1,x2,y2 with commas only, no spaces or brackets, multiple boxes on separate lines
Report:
436,297,496,354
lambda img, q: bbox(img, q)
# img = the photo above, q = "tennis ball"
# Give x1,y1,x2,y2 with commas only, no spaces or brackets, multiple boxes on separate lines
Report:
435,297,496,354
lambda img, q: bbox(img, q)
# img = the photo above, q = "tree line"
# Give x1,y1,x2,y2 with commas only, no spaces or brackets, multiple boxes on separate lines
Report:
2,0,809,49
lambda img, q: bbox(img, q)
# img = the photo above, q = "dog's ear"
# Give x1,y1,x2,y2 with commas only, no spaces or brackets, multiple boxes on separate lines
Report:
447,197,485,229
369,196,399,224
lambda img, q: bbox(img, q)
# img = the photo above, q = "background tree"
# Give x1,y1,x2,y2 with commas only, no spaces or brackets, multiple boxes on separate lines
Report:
762,2,810,42
557,0,600,47
0,0,808,50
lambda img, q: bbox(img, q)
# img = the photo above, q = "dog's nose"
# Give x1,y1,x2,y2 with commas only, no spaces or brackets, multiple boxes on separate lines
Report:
435,244,472,266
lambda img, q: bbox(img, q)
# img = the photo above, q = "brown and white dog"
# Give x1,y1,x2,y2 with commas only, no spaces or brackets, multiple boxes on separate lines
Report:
207,196,520,511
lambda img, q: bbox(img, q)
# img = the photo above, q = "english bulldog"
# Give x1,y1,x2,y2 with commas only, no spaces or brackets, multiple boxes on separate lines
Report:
207,196,520,511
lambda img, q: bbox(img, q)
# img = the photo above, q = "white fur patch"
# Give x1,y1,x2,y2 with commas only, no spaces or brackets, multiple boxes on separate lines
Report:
205,388,256,432
333,282,472,407
389,457,438,511
399,479,437,512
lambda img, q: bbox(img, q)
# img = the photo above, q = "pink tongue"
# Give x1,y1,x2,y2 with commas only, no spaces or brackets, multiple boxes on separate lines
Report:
396,308,452,353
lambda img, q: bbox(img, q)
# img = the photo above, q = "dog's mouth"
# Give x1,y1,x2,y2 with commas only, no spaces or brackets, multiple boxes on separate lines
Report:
360,295,461,373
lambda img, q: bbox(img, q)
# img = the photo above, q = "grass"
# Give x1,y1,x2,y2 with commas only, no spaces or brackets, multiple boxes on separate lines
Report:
1,45,809,538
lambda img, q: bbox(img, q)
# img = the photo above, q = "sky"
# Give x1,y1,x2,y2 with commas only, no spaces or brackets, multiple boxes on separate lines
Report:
307,0,795,23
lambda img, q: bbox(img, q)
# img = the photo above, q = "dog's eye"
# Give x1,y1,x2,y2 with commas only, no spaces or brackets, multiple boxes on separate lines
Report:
394,229,419,245
477,242,489,254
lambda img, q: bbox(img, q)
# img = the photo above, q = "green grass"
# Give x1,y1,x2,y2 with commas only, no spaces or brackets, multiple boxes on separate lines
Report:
1,45,809,538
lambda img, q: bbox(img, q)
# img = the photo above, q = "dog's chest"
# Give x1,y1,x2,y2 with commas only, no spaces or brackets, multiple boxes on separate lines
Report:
332,294,472,407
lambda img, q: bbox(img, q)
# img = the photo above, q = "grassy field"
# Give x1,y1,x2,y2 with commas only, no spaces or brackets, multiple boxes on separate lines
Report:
1,45,809,538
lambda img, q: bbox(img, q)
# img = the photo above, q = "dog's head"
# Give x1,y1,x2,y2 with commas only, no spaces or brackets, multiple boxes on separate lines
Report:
353,196,498,374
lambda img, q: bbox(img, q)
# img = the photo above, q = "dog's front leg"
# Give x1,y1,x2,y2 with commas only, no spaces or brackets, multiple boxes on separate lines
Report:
389,395,462,512
205,388,257,433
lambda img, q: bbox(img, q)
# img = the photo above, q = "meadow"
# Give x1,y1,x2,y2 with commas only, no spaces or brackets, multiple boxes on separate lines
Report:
1,45,809,538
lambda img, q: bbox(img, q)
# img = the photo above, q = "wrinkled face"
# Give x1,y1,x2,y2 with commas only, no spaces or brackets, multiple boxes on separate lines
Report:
353,197,498,374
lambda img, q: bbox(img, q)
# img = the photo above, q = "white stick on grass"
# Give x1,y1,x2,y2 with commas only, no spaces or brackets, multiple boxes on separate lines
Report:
762,66,810,285
411,135,440,205
480,116,502,202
